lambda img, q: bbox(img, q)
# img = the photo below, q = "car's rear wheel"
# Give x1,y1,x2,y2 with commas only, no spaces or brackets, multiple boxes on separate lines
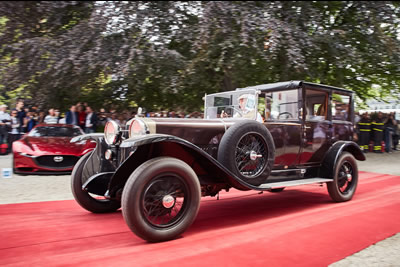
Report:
71,151,120,213
122,157,201,243
327,152,358,202
218,120,275,186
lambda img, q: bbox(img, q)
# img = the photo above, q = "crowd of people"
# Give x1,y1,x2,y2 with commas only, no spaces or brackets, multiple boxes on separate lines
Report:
1,98,398,155
355,111,399,153
0,99,205,154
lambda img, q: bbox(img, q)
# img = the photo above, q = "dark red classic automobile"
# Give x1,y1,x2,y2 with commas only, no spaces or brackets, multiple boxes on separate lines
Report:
71,81,365,242
13,124,96,174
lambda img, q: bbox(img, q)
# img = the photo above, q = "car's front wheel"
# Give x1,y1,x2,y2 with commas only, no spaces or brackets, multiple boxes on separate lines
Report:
122,157,201,242
71,152,121,213
327,152,358,202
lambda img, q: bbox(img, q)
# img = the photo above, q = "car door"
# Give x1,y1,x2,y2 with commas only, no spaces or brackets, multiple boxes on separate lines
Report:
298,88,332,165
262,89,302,168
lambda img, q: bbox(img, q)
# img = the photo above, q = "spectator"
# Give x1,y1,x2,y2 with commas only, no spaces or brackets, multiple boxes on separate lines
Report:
84,106,97,133
394,119,400,151
0,104,11,147
178,111,186,118
66,105,79,126
118,114,126,126
357,112,371,153
8,109,21,153
77,104,87,131
384,113,397,153
110,113,121,125
54,109,62,123
372,112,385,153
13,100,26,133
22,111,36,133
44,108,59,124
97,108,108,132
37,111,46,123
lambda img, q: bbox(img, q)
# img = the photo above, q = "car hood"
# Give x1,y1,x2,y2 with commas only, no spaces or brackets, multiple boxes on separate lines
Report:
22,136,88,155
134,118,239,145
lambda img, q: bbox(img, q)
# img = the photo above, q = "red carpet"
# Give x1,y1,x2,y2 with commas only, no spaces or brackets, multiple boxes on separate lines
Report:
1,171,399,266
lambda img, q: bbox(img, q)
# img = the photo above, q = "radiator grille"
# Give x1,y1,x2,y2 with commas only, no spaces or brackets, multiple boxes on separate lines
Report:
35,155,79,169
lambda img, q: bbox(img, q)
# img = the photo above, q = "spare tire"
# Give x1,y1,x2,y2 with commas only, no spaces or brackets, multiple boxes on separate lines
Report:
217,120,275,186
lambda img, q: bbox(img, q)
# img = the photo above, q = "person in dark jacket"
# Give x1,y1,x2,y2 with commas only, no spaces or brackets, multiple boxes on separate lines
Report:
84,106,97,134
372,112,384,153
65,105,79,126
384,113,397,153
357,112,371,153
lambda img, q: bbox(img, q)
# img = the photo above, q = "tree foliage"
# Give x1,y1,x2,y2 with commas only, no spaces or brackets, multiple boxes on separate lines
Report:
0,1,399,112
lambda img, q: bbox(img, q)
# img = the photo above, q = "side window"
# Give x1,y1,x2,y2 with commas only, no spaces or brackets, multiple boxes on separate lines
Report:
257,97,266,121
332,93,350,121
265,90,299,120
305,89,328,120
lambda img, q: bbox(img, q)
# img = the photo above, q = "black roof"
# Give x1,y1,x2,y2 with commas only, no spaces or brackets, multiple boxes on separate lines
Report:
237,80,354,95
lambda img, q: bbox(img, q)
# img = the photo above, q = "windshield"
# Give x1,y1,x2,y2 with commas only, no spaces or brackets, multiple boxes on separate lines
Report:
204,89,259,120
28,126,83,137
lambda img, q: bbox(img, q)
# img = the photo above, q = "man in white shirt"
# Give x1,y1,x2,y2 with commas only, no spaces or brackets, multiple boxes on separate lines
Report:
44,108,59,124
234,94,264,123
0,104,11,145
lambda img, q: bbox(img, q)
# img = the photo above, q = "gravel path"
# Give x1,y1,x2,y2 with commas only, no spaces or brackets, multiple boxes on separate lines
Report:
1,151,399,265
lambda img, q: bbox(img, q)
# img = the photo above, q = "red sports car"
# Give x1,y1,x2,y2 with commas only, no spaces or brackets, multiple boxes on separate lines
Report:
12,124,96,174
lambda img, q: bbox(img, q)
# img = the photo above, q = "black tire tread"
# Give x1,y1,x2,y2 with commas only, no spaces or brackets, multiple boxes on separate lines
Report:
218,120,275,186
71,152,120,213
122,156,201,242
327,152,358,202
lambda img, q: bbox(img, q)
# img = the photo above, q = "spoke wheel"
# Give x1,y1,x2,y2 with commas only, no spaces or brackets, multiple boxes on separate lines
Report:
122,157,201,242
218,120,275,186
142,175,188,228
327,152,358,202
337,162,354,194
235,133,267,178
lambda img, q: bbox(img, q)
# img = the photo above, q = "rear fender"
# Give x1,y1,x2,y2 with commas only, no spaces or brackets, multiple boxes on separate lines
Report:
107,135,249,198
320,141,365,178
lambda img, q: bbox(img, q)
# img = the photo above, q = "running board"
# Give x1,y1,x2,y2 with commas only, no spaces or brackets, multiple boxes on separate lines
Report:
258,178,333,190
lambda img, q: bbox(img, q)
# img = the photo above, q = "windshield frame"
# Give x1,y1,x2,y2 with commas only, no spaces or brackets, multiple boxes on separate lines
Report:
204,89,260,120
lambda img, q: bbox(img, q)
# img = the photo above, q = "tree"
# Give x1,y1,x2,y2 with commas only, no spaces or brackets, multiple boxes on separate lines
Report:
0,1,399,112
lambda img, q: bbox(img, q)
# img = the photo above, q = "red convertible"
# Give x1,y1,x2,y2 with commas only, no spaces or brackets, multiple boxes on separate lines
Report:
12,124,96,174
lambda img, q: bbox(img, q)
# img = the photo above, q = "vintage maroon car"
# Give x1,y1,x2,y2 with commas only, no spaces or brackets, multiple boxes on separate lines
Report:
13,124,96,174
71,81,365,242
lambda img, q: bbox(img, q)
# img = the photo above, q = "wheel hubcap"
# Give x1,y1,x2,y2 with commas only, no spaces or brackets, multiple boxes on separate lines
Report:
337,161,354,193
162,194,175,209
249,150,262,161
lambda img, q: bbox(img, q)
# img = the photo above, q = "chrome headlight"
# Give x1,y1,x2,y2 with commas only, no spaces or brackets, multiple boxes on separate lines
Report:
104,120,120,145
129,119,147,138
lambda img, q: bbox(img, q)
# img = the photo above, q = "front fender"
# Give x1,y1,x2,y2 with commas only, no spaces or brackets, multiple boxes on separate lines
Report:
320,141,365,178
72,134,116,187
106,134,252,198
